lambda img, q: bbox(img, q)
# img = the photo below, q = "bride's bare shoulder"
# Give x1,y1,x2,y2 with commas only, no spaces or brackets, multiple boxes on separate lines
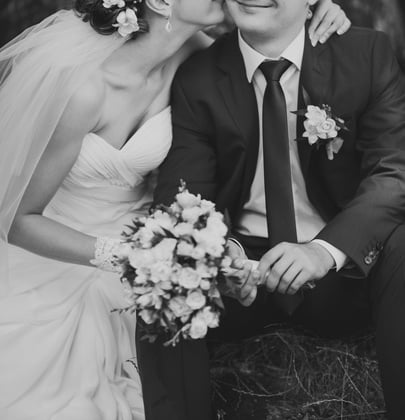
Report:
61,74,105,134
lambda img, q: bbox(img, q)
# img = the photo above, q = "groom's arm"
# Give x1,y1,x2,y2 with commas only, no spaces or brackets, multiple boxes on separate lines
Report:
154,73,217,206
316,31,405,277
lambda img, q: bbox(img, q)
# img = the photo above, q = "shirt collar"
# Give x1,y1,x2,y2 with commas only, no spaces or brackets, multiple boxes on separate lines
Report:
238,27,305,83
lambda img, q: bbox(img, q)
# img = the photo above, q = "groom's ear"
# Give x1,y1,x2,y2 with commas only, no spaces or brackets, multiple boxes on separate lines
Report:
308,0,319,5
144,0,173,18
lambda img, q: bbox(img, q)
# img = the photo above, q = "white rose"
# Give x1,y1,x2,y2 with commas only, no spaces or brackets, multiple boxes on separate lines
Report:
114,9,140,37
189,314,208,339
176,191,201,209
305,105,327,125
177,267,201,289
316,118,338,139
168,296,193,318
182,207,204,224
186,290,207,310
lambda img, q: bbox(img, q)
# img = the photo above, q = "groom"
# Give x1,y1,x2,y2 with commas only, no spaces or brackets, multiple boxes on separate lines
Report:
141,0,405,419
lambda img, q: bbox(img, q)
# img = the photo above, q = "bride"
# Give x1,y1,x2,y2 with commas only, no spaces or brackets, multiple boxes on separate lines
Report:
0,0,350,419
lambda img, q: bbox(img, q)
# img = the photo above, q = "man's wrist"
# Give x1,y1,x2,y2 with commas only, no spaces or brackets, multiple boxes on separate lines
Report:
311,239,348,271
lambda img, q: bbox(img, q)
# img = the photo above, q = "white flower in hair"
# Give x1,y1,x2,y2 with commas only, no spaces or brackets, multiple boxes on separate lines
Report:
113,8,140,37
103,0,126,8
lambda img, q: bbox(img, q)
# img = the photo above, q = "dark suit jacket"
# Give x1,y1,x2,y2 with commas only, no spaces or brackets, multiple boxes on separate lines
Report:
155,27,405,278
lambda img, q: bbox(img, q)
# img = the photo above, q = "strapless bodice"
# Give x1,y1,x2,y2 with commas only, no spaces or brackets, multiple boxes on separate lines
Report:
44,106,172,237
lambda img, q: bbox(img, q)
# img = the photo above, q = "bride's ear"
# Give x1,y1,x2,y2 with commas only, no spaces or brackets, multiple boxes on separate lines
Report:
144,0,173,19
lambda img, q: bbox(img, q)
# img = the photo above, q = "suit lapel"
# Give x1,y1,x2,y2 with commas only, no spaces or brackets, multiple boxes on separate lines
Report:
216,31,260,212
297,30,332,180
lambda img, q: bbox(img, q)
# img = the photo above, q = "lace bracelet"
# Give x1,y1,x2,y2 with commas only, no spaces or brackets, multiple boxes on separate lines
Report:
90,236,122,273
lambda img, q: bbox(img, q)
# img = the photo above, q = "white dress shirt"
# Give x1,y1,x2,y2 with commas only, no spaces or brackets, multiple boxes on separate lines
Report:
234,28,347,270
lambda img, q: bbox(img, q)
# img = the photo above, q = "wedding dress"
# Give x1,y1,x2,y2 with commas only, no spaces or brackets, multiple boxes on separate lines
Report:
0,107,172,420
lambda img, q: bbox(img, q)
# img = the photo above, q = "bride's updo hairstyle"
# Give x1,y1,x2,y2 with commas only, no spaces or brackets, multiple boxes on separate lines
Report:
74,0,148,38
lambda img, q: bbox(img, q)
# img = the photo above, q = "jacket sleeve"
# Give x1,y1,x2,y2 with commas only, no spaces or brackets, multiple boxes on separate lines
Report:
153,73,217,207
316,31,405,277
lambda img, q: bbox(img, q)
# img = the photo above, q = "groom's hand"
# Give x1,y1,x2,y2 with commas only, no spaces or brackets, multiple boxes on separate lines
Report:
258,242,335,295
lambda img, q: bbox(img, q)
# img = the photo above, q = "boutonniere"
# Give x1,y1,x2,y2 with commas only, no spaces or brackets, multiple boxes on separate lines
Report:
293,104,348,160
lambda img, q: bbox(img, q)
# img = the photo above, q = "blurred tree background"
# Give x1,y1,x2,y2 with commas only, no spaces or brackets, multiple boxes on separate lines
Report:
1,0,404,69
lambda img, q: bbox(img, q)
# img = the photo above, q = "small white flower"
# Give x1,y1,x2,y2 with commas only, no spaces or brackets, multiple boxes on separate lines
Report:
173,222,194,237
200,307,220,328
189,313,208,339
139,309,158,325
303,120,321,145
113,8,140,37
326,137,344,160
149,261,173,283
176,241,195,257
176,191,201,209
152,238,177,262
186,290,207,310
182,207,205,224
191,246,206,260
206,215,228,237
168,296,193,318
103,0,125,9
128,248,156,269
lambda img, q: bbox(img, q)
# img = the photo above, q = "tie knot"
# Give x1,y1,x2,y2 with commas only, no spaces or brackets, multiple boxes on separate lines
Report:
259,59,291,82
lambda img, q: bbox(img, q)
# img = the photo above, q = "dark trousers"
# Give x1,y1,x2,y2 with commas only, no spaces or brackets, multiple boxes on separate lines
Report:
138,224,405,420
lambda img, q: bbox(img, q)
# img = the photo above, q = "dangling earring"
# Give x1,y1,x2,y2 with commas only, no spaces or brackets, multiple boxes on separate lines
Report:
165,13,172,33
307,8,313,20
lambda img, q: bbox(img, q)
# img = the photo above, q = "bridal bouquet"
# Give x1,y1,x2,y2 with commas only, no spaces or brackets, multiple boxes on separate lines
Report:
116,181,230,346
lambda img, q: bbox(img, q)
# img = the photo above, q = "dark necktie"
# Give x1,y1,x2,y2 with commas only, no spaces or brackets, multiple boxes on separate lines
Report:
259,60,302,316
259,60,297,247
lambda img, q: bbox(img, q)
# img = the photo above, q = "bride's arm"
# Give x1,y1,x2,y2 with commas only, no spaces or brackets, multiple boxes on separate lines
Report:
8,82,104,267
309,0,351,46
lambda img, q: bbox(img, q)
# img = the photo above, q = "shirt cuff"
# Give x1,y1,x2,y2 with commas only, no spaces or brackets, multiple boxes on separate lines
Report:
311,239,348,271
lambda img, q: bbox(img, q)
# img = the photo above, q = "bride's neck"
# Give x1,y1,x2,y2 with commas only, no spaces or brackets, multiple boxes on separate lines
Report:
106,16,198,80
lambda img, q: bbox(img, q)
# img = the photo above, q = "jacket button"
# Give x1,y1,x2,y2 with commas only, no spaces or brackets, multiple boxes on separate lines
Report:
364,255,373,265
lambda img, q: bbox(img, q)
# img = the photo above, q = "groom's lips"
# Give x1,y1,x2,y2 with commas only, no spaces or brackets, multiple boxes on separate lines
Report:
234,0,276,8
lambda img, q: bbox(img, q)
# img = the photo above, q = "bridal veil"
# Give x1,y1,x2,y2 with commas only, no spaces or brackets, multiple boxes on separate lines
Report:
0,10,126,294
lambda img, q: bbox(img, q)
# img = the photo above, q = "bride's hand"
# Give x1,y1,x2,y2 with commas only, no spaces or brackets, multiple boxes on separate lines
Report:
309,0,351,47
219,239,260,307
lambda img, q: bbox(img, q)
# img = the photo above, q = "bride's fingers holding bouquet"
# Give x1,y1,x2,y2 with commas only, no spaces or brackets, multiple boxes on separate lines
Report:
308,0,351,47
221,260,260,307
